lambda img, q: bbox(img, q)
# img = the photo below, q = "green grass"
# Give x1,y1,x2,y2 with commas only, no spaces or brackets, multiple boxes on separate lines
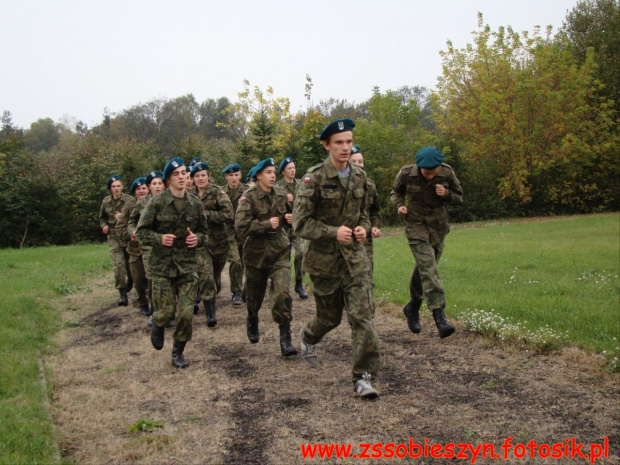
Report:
0,244,110,464
375,214,620,355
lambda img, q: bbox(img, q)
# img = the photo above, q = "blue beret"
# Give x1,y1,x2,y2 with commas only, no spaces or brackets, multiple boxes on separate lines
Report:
107,175,121,189
190,162,210,176
222,163,241,174
318,118,355,141
146,171,164,185
351,145,362,155
254,158,275,175
162,157,185,181
130,177,147,194
245,165,258,183
189,157,201,167
279,157,294,174
415,147,444,169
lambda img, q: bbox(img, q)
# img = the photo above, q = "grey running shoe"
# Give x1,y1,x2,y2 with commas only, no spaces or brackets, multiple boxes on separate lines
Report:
299,328,318,367
354,373,379,399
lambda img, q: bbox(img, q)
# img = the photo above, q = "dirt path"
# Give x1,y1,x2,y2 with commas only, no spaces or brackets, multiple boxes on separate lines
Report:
48,266,619,464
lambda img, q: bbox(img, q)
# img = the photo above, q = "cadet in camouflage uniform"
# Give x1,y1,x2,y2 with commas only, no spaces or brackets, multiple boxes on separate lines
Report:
235,158,296,357
117,177,150,315
293,118,380,399
99,175,134,306
276,157,309,299
137,158,209,368
190,161,234,327
128,170,165,326
222,163,249,305
390,146,463,338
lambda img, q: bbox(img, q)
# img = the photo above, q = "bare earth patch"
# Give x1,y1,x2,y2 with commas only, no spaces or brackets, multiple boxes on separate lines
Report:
47,267,619,464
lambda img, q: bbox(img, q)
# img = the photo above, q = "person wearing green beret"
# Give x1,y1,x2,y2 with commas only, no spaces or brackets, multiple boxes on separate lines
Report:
235,158,297,357
222,163,249,305
99,175,134,306
390,146,463,338
275,157,309,300
116,177,150,315
190,162,234,327
293,118,380,399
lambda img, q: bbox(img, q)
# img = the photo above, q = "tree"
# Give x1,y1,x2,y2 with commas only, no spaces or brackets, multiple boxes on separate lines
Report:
24,118,61,153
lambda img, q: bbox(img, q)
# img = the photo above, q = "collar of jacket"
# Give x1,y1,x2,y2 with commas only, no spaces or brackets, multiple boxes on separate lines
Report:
162,188,190,205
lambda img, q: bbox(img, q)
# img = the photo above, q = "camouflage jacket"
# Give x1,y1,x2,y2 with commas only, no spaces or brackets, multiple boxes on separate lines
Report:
390,163,463,244
99,193,133,243
367,177,382,238
116,197,140,256
136,189,209,278
222,183,249,241
190,183,233,255
275,178,301,236
292,159,371,278
235,185,291,269
128,195,152,254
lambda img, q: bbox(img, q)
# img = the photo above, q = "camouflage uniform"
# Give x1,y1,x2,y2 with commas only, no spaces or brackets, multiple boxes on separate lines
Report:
136,189,209,342
223,183,249,296
116,198,148,309
275,178,306,283
364,178,382,273
293,159,380,383
99,193,133,290
389,163,463,311
192,183,234,300
235,185,292,325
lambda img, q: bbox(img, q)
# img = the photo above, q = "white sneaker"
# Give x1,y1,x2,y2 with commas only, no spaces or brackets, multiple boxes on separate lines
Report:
300,328,318,367
354,373,379,399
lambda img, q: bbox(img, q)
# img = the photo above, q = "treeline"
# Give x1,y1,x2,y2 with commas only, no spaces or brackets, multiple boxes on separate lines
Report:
0,2,618,248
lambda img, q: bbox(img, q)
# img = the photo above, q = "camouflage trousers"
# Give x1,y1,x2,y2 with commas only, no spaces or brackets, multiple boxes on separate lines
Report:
142,249,153,310
211,250,228,296
196,249,216,301
290,235,306,282
108,235,131,290
363,240,376,318
245,265,292,325
227,238,244,295
408,240,445,311
303,273,380,383
151,273,197,342
129,253,148,307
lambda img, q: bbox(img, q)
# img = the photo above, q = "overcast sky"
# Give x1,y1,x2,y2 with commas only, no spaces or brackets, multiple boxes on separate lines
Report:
1,0,578,129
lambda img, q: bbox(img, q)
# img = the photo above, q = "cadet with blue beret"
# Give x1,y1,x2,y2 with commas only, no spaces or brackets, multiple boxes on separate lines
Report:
99,175,134,306
222,163,249,305
235,158,296,357
390,146,463,338
275,157,309,299
293,118,380,398
137,157,210,368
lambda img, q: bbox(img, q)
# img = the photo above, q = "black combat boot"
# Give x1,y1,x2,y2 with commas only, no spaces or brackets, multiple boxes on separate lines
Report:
171,340,188,368
118,288,128,307
295,279,309,299
432,309,455,338
125,276,133,294
139,304,150,316
205,299,217,327
246,316,259,343
150,323,165,350
403,300,422,333
232,292,243,306
193,297,200,315
279,322,297,357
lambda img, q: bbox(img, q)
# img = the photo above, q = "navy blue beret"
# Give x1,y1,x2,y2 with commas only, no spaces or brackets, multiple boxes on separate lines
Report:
107,175,121,189
319,118,355,141
189,157,201,167
190,162,210,176
351,145,362,155
222,163,241,174
415,147,444,169
279,157,294,174
254,158,275,175
146,171,164,185
163,157,185,181
130,177,147,194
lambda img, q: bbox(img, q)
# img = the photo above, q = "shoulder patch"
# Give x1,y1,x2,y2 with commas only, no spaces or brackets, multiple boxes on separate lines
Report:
303,176,311,183
307,163,323,173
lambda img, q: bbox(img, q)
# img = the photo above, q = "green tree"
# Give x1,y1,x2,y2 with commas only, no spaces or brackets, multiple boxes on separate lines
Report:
24,118,61,153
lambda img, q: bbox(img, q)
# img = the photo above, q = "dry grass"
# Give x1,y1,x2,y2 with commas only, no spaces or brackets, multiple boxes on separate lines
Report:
47,267,619,464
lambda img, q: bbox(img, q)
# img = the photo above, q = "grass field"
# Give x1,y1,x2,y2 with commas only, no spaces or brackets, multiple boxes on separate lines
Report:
0,214,618,463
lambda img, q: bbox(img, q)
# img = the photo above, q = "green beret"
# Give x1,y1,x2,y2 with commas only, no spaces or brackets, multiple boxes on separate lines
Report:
222,163,241,174
351,145,362,155
415,147,444,169
279,157,294,174
130,177,147,194
146,171,163,185
163,157,185,181
107,175,121,189
190,162,210,177
319,118,355,141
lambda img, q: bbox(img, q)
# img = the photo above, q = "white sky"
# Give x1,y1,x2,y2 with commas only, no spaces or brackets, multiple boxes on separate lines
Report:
1,0,577,129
